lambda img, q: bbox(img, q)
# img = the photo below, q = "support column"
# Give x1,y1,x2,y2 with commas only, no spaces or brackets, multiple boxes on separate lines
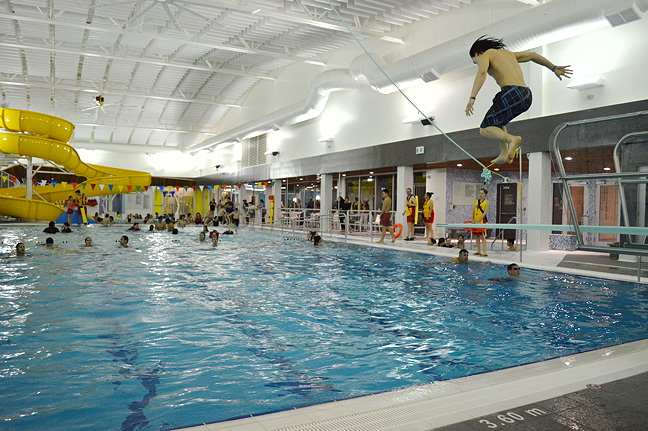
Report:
338,176,346,203
320,174,333,231
396,165,413,227
527,151,552,251
270,179,282,224
26,157,33,200
426,168,446,239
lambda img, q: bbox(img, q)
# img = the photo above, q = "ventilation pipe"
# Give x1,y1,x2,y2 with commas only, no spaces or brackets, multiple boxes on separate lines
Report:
188,69,361,153
189,0,647,152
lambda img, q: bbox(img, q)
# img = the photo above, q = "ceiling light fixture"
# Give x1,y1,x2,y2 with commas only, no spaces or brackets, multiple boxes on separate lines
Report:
457,163,463,167
604,167,611,171
380,36,405,44
565,156,573,160
305,60,326,66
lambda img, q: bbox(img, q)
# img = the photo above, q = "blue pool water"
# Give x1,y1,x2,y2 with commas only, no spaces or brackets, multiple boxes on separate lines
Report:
1,225,647,431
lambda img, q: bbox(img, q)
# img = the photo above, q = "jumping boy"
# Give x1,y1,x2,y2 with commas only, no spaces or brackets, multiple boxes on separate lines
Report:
465,36,572,164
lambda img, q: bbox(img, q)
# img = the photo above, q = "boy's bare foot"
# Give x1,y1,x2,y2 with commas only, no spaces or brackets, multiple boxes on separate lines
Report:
491,142,509,164
391,238,396,243
507,136,522,163
376,240,384,244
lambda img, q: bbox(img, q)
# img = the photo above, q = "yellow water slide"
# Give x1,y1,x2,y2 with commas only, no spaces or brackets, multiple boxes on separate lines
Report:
0,108,151,221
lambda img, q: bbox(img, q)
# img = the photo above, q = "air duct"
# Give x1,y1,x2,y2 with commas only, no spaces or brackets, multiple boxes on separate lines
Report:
189,0,647,153
187,69,361,153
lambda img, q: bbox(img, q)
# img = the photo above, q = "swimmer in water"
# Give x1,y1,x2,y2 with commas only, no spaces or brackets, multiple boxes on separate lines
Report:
15,242,25,256
211,234,219,246
119,235,129,248
465,36,571,164
488,263,522,282
198,232,206,241
448,248,470,264
84,237,93,246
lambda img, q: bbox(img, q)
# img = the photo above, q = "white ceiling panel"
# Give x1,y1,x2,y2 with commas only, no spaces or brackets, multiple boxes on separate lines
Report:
130,64,164,90
92,126,113,143
107,59,137,84
0,47,24,74
55,52,81,80
81,56,109,82
24,50,50,77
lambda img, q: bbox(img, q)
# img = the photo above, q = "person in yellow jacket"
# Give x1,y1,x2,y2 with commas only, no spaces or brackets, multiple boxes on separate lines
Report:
472,188,490,256
423,192,435,242
402,188,417,241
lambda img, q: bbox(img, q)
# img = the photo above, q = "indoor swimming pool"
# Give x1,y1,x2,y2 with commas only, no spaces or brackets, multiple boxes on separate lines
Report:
1,225,647,431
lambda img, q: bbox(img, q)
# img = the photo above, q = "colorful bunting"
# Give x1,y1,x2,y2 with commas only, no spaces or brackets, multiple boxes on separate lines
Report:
90,184,97,190
99,184,105,191
108,185,114,191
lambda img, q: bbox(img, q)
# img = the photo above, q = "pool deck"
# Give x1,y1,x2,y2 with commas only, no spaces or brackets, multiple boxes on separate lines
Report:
175,231,648,431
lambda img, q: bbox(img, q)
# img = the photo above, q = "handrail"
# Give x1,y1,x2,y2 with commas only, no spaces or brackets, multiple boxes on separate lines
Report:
490,216,519,251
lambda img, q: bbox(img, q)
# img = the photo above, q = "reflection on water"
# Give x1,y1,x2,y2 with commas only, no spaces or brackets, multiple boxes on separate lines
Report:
0,225,647,431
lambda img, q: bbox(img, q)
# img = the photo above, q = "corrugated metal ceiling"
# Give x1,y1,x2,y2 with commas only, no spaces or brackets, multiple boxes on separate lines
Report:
0,0,471,151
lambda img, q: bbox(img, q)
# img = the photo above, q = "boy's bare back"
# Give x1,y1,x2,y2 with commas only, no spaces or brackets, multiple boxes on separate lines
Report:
481,49,527,88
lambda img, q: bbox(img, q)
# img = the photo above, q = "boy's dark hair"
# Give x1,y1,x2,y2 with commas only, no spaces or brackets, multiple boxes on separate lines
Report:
469,36,506,58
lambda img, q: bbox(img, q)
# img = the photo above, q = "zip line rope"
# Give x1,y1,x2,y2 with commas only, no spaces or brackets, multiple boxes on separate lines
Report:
325,0,522,185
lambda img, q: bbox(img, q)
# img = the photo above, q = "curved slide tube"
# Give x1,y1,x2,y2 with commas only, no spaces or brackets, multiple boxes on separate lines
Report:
0,108,151,221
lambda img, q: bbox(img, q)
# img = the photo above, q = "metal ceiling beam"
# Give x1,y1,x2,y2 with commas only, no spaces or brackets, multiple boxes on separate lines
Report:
0,11,305,62
0,80,242,108
74,122,217,135
0,41,276,81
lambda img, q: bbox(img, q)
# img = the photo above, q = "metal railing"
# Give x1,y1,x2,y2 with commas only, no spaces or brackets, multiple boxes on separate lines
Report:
256,209,396,243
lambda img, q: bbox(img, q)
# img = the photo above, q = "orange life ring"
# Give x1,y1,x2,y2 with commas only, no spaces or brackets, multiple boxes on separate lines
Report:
392,223,403,238
464,221,487,234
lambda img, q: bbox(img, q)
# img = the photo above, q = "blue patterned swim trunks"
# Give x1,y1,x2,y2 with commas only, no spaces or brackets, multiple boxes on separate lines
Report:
480,85,532,129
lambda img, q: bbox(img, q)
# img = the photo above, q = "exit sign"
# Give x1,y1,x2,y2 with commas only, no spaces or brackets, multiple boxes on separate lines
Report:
415,146,425,154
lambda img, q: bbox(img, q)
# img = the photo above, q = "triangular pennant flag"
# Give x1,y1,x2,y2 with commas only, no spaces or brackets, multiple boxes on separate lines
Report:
175,186,181,191
199,185,204,191
183,186,189,190
1,176,7,183
108,185,114,191
71,182,77,189
144,186,149,191
158,186,165,191
52,180,57,186
21,178,27,184
136,185,141,191
81,183,87,189
90,184,97,190
99,184,105,191
62,181,68,188
118,185,124,192
209,185,214,190
31,179,37,185
127,185,133,192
